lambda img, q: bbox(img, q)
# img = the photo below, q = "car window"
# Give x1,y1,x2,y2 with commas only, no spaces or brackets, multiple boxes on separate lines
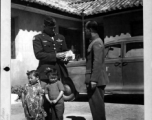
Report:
125,42,143,58
105,44,121,59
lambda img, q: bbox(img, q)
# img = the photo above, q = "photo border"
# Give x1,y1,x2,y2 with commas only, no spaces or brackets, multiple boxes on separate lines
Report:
0,0,11,120
143,0,152,120
0,0,152,120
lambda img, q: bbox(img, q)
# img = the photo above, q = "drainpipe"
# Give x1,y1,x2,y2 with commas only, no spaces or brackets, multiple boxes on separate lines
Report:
81,10,85,60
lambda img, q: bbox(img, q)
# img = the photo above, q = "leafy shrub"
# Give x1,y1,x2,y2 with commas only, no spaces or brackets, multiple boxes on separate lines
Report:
11,85,24,100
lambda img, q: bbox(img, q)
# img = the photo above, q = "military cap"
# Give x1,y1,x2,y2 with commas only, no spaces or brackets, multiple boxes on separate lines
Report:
44,16,56,27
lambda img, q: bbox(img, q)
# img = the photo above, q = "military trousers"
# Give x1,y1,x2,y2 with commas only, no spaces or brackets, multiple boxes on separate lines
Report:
87,85,106,120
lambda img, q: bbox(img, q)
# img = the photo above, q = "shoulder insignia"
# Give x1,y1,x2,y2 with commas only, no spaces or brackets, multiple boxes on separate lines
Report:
56,39,63,42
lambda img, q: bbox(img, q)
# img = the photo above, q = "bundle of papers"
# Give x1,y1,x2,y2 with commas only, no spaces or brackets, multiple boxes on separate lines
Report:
65,50,75,60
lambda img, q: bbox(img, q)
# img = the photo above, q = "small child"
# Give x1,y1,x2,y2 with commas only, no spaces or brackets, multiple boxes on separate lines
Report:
45,67,65,120
21,70,47,120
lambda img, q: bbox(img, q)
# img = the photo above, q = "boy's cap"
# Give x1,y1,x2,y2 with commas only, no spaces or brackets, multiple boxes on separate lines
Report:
44,17,56,27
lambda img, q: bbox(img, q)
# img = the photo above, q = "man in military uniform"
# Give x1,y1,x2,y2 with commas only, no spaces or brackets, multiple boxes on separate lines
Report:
85,20,109,120
33,16,69,88
33,16,69,120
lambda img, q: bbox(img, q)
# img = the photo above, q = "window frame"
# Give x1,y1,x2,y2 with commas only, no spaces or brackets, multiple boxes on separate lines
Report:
123,41,143,58
105,42,123,60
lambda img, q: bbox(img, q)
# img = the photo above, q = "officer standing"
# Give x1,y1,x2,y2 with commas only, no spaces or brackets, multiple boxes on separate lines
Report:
33,16,69,120
33,16,69,88
85,20,109,120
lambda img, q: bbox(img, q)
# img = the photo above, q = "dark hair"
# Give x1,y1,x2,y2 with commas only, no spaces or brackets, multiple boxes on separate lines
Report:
26,70,40,78
45,67,59,81
45,68,57,76
85,20,98,33
44,16,56,27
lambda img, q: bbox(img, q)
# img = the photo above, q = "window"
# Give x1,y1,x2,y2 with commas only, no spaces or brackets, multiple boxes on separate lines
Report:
11,17,16,59
125,42,143,58
105,44,121,59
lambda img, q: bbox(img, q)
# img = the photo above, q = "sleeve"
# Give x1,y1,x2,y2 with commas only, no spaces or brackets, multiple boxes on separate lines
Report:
40,88,45,95
57,81,65,92
23,84,27,95
60,35,68,52
37,85,45,95
33,35,56,62
44,85,49,94
90,41,104,82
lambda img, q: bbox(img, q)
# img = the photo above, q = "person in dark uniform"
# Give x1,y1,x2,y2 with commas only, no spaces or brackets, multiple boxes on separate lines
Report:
33,16,69,120
33,16,69,88
85,20,109,120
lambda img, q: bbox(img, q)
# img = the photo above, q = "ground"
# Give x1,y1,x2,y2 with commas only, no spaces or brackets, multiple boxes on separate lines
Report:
11,95,144,120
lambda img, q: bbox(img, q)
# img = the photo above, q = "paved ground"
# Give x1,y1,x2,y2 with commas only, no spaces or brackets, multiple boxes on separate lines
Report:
11,101,144,120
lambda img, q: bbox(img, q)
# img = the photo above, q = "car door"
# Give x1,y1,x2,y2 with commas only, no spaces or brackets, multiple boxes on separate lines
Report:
105,42,123,93
122,40,144,94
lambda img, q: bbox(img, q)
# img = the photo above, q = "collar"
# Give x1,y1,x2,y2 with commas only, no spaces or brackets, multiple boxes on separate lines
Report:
87,36,102,52
49,79,58,84
90,33,99,43
28,82,39,86
42,32,55,41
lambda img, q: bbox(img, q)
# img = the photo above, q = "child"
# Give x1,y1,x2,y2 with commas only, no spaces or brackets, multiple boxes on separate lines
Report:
45,67,65,120
21,70,47,120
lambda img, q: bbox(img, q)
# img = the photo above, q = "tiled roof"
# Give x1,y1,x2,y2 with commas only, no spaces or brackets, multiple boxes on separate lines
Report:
21,0,143,16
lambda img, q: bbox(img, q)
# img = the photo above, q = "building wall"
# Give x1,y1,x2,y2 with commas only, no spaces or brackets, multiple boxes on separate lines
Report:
11,8,81,86
90,10,143,42
103,10,143,38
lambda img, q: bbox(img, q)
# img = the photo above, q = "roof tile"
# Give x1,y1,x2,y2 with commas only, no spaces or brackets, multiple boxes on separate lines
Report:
20,0,143,16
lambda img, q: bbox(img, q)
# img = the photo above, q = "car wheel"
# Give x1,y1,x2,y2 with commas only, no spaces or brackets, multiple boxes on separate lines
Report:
62,77,78,101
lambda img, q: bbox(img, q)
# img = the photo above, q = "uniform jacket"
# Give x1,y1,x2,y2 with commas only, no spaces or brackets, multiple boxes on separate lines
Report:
33,32,69,80
85,35,109,86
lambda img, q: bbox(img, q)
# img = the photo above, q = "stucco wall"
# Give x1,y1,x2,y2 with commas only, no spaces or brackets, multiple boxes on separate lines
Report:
11,8,81,86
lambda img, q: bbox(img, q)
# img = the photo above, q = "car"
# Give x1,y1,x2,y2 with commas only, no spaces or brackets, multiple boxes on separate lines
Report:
64,36,143,101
